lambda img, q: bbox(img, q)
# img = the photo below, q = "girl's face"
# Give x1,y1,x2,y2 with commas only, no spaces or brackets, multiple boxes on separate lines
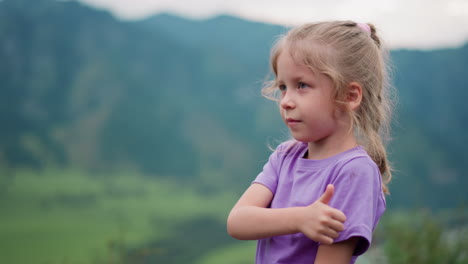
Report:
276,49,343,145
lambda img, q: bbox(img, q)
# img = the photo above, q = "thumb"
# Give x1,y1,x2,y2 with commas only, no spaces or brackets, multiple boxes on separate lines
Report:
318,184,334,204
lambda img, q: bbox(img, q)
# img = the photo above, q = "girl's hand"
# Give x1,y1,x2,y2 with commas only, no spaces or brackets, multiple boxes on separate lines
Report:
297,184,346,244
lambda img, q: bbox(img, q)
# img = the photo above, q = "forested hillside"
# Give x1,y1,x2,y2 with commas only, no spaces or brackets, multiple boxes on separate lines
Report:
1,0,467,209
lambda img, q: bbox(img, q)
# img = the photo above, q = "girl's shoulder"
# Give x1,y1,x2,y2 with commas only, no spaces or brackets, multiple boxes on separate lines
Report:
330,147,380,178
338,147,378,169
333,147,384,194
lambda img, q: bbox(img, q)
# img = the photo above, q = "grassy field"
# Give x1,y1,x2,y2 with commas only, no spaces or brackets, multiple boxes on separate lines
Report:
0,168,238,263
1,168,466,264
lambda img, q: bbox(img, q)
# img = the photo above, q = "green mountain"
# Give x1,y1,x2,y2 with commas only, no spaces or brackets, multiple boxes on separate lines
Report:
389,46,468,208
0,0,466,208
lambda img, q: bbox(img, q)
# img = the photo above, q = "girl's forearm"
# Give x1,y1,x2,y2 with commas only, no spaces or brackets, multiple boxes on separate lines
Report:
227,206,303,240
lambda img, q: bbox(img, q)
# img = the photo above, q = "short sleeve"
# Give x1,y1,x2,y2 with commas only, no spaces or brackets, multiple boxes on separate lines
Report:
328,157,385,256
252,142,290,194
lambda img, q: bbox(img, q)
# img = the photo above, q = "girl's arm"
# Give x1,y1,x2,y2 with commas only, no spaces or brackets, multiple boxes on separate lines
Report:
227,183,346,244
314,237,358,264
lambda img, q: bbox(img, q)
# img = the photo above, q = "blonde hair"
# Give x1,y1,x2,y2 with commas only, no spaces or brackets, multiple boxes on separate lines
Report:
263,21,394,194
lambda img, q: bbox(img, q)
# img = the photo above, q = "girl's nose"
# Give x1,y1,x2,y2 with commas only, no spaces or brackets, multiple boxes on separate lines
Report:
280,93,295,109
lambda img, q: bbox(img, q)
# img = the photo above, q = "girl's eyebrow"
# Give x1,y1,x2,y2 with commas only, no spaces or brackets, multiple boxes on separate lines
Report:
276,75,307,83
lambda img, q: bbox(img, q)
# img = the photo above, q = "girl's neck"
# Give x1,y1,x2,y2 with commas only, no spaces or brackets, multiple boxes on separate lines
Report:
306,127,358,160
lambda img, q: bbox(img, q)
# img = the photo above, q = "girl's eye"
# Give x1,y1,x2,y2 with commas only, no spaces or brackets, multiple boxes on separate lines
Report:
278,84,287,92
298,82,308,89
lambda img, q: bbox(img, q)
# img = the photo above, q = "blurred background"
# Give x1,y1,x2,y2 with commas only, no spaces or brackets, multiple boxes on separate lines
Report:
1,0,467,263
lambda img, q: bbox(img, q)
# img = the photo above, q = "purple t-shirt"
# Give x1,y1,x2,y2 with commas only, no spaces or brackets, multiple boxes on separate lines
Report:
253,141,386,264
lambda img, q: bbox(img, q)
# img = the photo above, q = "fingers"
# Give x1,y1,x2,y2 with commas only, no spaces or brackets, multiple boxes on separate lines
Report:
310,225,341,245
315,235,334,245
318,184,334,204
312,214,345,244
323,226,340,239
319,219,343,240
317,184,346,222
329,208,346,223
327,219,345,233
302,190,347,244
306,229,338,245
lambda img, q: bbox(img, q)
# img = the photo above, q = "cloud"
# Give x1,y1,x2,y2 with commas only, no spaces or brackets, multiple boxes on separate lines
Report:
77,0,468,49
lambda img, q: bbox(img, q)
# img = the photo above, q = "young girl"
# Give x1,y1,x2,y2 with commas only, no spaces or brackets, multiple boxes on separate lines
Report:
227,21,393,263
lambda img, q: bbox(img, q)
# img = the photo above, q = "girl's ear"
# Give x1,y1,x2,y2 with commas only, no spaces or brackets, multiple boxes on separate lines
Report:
346,82,363,111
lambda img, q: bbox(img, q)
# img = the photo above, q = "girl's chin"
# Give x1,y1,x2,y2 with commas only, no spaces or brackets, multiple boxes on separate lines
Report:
289,134,312,143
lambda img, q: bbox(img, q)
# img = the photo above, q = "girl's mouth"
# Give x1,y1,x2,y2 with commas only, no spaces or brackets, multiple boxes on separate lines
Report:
286,118,301,126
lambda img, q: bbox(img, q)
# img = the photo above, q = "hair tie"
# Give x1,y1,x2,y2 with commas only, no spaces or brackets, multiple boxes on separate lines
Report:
357,23,371,36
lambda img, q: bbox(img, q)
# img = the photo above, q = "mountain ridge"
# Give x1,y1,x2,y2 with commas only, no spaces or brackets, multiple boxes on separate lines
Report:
1,0,467,208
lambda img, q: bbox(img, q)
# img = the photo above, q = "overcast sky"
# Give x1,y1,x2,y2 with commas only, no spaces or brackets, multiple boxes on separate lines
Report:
77,0,468,50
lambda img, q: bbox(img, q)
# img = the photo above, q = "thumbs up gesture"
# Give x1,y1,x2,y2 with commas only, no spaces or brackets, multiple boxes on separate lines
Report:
296,184,346,244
